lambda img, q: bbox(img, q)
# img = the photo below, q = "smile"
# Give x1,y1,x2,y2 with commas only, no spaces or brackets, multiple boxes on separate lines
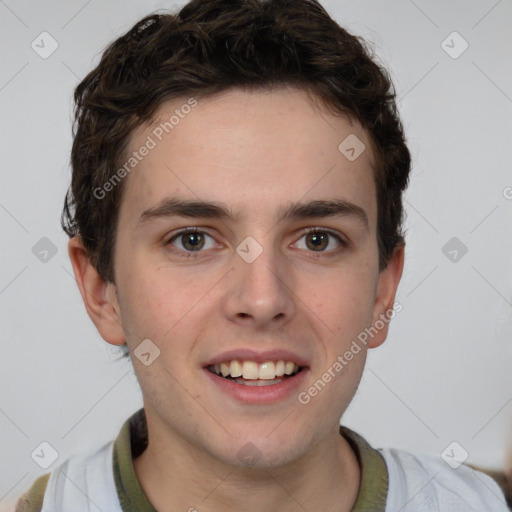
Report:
207,360,303,386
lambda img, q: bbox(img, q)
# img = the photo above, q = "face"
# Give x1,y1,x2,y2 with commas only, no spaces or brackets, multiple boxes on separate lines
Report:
74,86,403,468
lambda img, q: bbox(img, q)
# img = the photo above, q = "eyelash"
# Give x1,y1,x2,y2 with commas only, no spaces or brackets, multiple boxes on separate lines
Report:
163,227,348,259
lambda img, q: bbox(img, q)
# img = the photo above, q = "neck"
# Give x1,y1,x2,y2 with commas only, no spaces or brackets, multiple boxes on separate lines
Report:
133,414,361,512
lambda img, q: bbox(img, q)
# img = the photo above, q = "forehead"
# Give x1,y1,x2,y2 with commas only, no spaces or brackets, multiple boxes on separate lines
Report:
117,87,378,231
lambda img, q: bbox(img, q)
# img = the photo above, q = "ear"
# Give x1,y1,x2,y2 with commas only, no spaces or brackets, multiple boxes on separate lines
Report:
367,244,405,349
67,236,125,346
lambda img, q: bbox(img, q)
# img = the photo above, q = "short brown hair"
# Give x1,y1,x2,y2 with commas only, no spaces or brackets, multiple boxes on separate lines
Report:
61,0,411,284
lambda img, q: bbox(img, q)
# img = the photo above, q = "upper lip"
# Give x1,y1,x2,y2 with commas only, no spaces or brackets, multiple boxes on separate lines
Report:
204,349,309,368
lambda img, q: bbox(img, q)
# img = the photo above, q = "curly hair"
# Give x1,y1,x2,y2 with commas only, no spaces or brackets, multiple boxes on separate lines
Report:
61,0,411,285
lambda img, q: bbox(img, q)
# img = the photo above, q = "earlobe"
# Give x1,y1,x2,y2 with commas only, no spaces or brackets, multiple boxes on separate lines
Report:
367,244,405,349
67,236,126,346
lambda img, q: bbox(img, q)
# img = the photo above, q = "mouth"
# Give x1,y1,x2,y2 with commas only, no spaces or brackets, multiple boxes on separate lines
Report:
206,360,304,387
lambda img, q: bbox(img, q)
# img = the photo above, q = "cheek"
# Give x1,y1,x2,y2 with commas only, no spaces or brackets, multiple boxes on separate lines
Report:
310,265,377,334
117,271,174,341
118,267,215,361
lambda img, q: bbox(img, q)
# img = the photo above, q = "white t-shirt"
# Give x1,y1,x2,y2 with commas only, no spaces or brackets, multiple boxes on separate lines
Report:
16,411,510,512
37,439,509,511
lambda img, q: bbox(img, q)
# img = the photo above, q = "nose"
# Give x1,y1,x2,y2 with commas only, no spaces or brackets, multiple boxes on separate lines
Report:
222,239,296,330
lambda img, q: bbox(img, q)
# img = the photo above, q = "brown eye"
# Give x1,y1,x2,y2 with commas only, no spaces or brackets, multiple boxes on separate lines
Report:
181,231,205,251
294,228,347,256
305,231,329,251
166,228,217,256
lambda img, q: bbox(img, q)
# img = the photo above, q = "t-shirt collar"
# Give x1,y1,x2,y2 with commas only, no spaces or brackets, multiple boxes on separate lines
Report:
112,408,388,511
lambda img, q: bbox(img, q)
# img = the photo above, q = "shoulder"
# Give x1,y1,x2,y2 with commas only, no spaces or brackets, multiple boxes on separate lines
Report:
13,440,117,512
12,411,141,512
467,463,512,509
379,446,512,511
14,473,50,512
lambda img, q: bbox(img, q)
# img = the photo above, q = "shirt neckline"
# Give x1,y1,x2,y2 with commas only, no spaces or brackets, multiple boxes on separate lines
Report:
112,408,388,511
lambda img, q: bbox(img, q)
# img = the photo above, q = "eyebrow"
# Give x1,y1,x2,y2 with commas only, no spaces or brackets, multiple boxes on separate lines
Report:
136,197,369,230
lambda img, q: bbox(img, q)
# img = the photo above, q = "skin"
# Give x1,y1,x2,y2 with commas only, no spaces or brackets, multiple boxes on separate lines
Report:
69,86,404,511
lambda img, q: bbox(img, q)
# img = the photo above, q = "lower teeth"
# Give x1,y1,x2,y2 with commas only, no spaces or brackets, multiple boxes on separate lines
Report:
233,378,284,386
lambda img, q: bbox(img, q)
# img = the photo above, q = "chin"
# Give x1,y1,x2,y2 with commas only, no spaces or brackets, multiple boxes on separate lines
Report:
206,430,314,470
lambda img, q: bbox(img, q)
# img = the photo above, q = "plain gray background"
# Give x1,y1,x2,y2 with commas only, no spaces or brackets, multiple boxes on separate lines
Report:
1,0,511,506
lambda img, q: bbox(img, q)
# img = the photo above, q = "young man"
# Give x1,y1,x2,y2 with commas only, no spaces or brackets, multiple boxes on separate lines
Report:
14,0,511,510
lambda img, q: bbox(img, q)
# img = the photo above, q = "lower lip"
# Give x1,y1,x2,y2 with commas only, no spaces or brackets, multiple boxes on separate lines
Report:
203,367,309,405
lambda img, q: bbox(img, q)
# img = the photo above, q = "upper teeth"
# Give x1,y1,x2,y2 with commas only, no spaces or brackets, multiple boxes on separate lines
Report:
210,360,300,380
